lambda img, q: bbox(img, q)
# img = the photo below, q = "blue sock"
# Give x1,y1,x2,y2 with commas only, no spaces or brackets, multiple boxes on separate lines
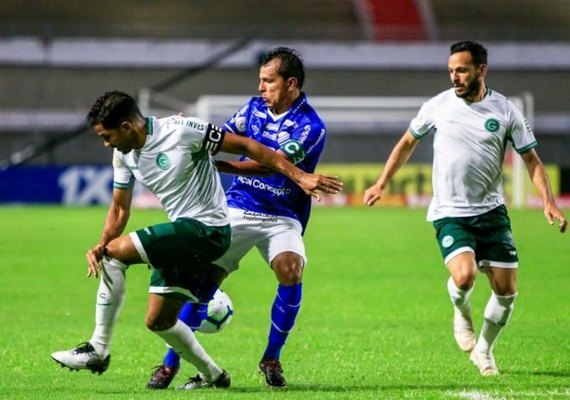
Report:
263,283,302,360
162,301,208,369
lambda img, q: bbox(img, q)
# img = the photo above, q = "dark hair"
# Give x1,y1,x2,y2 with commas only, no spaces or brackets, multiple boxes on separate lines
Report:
259,47,305,89
86,91,143,128
450,41,488,66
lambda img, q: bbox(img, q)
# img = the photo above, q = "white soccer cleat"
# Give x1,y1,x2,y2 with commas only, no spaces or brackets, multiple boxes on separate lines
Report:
453,307,476,352
176,370,231,390
470,348,499,376
51,342,110,375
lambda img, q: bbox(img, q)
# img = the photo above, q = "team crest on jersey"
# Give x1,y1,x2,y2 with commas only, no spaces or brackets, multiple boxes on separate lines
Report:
442,235,454,248
484,118,500,133
156,153,170,170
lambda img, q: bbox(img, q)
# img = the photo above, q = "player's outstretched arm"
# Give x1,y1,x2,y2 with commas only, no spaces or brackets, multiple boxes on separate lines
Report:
521,149,567,233
216,159,273,176
220,132,342,199
364,130,419,207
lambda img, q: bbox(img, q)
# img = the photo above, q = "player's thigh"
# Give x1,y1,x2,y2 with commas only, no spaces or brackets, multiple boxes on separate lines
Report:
474,207,519,294
475,206,519,271
433,217,477,265
213,210,266,274
105,234,142,264
258,216,306,268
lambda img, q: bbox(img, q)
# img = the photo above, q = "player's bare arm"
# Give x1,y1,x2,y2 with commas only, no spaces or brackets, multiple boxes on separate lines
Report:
216,159,274,176
86,187,133,278
521,149,568,233
220,132,342,198
364,130,419,206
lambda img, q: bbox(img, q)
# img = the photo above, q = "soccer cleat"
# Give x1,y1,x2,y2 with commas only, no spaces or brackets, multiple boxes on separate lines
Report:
146,365,179,389
453,307,477,352
51,342,110,375
176,370,231,390
259,359,286,387
470,348,499,376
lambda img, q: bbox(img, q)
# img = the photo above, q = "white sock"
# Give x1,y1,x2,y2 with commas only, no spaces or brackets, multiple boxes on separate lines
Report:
476,292,517,353
447,277,474,316
154,320,222,381
89,256,128,357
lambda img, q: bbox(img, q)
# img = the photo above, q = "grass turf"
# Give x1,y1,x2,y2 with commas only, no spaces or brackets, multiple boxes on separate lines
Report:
0,206,568,399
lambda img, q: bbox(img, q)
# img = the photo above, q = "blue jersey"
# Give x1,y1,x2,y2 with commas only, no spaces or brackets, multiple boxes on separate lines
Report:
223,93,326,233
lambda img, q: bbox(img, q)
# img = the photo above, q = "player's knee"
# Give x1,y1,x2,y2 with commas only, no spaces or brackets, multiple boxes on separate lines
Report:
451,272,475,291
145,313,176,332
274,262,303,285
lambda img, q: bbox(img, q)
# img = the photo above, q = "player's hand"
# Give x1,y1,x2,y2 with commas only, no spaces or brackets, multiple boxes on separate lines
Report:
544,203,568,233
300,174,343,201
86,243,105,278
363,183,383,206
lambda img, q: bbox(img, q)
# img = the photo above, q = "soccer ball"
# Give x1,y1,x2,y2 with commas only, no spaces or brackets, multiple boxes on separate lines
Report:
198,289,234,334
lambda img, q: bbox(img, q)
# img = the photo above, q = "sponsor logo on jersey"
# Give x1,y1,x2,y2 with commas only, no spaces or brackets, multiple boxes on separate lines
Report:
185,120,206,131
236,176,291,196
283,119,296,128
266,122,280,132
523,118,533,133
243,210,278,222
156,153,171,170
262,131,278,141
253,110,266,119
299,124,311,144
484,118,500,133
277,131,291,145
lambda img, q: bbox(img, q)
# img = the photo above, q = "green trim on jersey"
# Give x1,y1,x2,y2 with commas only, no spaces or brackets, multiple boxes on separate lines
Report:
516,141,538,154
146,117,154,136
114,176,135,189
409,127,423,139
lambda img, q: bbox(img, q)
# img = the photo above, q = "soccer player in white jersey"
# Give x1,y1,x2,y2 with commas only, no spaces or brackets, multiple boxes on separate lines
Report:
363,41,567,376
147,47,326,389
50,91,342,388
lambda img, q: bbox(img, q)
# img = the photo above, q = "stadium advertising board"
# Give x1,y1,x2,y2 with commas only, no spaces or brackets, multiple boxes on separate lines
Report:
0,164,564,207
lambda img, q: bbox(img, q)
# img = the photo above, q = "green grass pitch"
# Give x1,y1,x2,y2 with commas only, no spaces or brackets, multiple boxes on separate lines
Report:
0,206,568,399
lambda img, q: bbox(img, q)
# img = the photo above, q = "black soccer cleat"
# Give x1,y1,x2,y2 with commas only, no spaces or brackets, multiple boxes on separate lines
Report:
259,359,286,388
146,365,179,389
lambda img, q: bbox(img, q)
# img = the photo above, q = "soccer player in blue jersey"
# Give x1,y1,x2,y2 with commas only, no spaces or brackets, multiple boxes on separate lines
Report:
50,90,341,389
147,47,327,389
364,41,567,376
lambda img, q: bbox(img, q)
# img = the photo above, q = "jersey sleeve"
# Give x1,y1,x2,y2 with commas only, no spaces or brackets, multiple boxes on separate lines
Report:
112,150,135,189
409,100,437,139
223,101,251,135
507,99,537,154
178,116,225,155
281,121,326,165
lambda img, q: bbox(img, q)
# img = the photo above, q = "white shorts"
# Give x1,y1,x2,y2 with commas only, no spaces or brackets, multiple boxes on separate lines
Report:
213,207,307,274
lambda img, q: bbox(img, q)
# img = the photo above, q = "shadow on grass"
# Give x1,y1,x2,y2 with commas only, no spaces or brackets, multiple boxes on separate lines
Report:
504,369,570,378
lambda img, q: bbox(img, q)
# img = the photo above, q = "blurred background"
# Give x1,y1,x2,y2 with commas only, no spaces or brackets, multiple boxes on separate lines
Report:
1,0,569,207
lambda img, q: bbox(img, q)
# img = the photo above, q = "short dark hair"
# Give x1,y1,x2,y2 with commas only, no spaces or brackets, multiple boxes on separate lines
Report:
86,91,143,128
259,47,305,89
450,41,488,66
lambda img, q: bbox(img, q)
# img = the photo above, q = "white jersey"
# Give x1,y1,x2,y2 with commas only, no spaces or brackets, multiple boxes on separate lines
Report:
409,88,537,221
112,116,229,226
